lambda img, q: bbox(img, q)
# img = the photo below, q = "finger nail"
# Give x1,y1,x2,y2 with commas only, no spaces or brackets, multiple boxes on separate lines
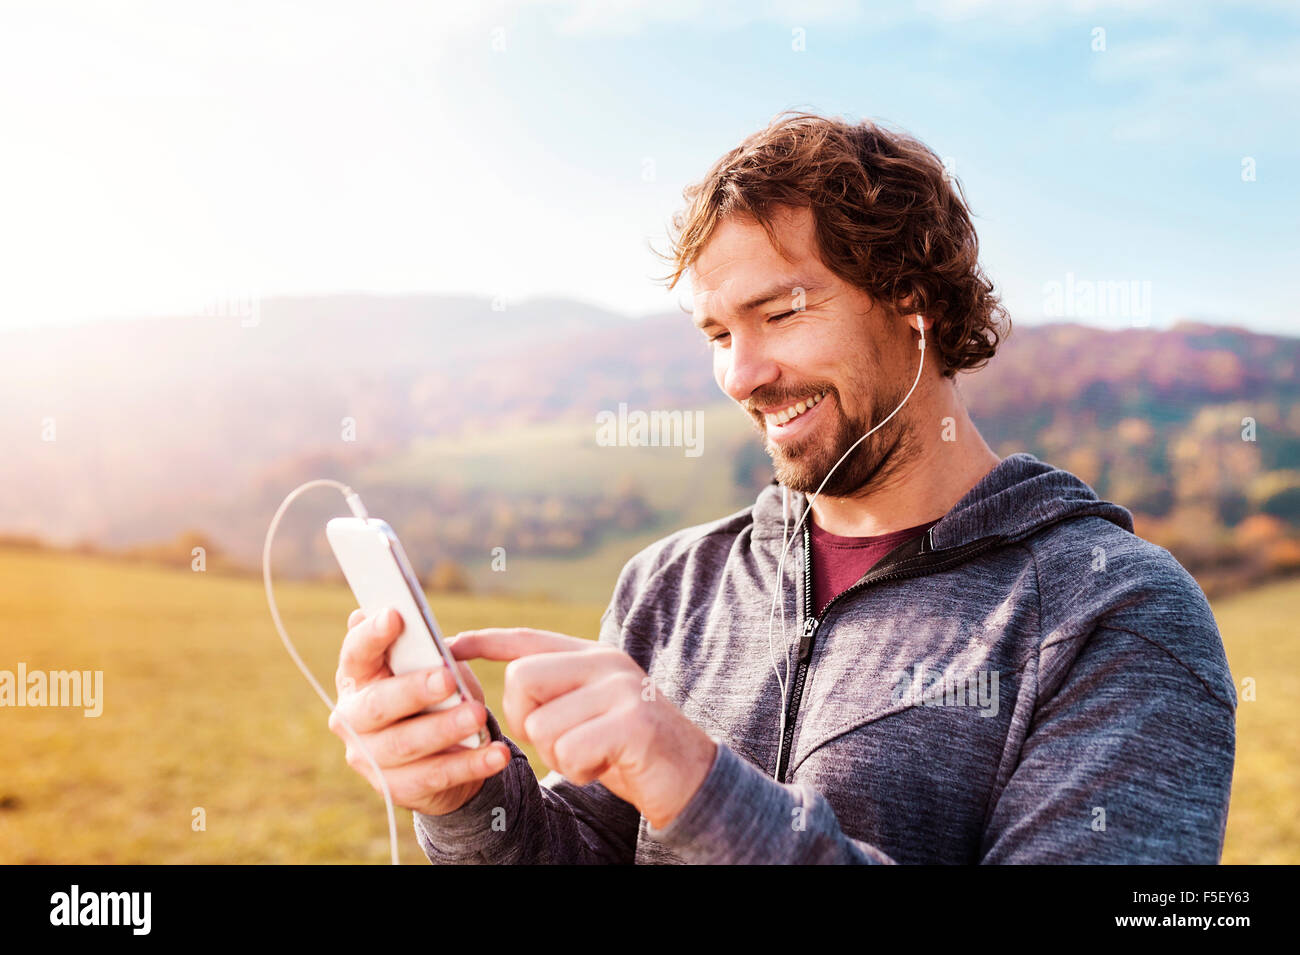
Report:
486,747,506,769
382,608,395,628
456,706,477,731
427,669,446,694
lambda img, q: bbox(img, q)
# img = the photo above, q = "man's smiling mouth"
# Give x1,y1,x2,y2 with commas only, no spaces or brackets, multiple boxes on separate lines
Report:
761,390,828,428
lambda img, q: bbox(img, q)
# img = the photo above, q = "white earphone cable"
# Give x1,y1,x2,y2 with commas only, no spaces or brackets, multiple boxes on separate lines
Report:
262,479,403,864
261,319,929,845
767,316,927,780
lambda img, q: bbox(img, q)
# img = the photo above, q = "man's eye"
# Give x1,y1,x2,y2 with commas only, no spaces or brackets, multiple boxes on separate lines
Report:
769,310,796,322
709,332,731,345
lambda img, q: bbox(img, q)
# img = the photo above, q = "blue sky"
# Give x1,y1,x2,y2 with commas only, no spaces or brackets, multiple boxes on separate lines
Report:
1,0,1296,333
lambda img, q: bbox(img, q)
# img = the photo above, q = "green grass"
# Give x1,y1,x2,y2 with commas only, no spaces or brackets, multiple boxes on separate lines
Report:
0,546,1294,863
0,547,604,864
363,401,763,603
362,401,755,521
1216,577,1300,864
462,508,744,605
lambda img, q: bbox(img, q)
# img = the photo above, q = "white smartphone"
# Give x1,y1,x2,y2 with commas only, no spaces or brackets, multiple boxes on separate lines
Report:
325,516,487,749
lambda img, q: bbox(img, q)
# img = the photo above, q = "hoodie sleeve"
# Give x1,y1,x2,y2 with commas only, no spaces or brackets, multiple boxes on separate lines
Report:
644,738,898,864
978,622,1237,864
412,603,643,864
412,705,641,864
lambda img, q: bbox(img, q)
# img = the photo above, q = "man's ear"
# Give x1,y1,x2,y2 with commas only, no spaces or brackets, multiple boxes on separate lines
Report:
895,293,925,333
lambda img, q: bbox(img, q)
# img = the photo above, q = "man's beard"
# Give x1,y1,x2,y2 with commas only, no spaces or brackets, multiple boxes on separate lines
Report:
758,383,913,499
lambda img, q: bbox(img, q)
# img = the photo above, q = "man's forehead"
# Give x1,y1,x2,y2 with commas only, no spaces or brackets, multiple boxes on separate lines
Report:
688,208,828,321
690,208,814,289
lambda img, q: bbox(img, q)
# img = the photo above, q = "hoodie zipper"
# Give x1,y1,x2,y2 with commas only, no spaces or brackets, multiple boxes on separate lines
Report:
774,520,1002,783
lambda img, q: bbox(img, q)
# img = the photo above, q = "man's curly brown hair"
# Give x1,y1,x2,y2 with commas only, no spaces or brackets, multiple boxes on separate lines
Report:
658,110,1010,377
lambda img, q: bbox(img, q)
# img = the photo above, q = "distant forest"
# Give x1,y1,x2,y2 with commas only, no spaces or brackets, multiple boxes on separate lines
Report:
4,297,1297,600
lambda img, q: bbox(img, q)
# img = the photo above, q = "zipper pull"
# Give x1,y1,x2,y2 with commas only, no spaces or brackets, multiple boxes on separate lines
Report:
797,617,819,662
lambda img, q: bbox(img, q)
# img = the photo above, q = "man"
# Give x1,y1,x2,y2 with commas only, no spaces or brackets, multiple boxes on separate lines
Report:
330,111,1236,863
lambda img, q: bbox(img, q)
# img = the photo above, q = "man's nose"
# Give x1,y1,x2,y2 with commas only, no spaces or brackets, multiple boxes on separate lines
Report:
719,332,781,406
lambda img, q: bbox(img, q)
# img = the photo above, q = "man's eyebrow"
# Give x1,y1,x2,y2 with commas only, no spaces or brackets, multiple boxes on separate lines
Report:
692,278,828,329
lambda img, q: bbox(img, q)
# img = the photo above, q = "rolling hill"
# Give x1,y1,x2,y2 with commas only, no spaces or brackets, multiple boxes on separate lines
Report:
3,295,1299,603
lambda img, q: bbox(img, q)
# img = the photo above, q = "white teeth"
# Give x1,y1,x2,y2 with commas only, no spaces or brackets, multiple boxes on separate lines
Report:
766,390,827,427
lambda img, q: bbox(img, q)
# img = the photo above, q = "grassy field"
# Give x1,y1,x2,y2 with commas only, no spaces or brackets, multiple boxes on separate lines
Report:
0,546,604,864
363,401,754,519
0,546,1295,864
1216,577,1300,864
361,401,759,603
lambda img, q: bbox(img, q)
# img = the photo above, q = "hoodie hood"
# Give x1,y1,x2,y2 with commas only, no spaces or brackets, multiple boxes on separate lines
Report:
753,452,1134,549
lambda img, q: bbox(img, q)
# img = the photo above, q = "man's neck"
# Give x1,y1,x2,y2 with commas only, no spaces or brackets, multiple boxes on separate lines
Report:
808,390,1000,538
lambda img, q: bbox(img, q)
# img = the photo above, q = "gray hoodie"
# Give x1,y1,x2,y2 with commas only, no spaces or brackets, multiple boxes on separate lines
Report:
414,452,1236,864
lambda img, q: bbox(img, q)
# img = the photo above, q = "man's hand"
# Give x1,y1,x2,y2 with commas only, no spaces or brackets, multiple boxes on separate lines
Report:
328,607,513,817
448,628,717,830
